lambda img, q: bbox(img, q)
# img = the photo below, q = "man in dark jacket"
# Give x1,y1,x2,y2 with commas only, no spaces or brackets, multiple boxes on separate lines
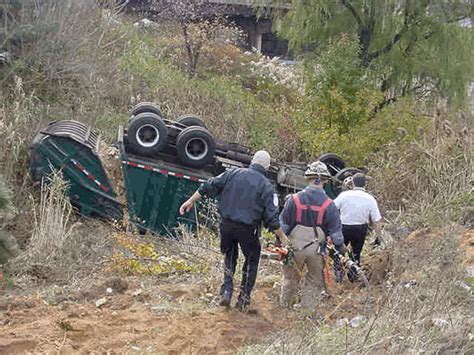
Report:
279,161,345,312
179,150,289,310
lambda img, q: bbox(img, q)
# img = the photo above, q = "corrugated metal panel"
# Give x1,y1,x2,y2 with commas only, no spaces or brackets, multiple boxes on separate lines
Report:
42,120,99,151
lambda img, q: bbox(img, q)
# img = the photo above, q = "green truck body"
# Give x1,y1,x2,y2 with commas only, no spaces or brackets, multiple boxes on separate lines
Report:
31,121,216,235
31,120,348,237
30,121,122,220
118,126,214,235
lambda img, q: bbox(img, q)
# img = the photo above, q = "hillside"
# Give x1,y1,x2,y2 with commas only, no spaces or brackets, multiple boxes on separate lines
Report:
0,1,473,354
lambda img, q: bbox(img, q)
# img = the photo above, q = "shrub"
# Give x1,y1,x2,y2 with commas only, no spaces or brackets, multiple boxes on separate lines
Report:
298,99,431,166
368,109,472,227
302,36,384,133
292,35,393,163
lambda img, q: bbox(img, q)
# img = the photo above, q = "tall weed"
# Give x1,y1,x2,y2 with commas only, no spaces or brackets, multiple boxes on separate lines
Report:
16,171,73,268
369,109,473,227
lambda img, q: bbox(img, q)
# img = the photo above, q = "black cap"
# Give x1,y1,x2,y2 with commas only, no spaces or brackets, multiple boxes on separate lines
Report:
352,173,366,187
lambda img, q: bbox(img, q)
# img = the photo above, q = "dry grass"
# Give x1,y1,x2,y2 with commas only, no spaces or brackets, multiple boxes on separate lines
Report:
31,172,74,262
9,171,74,273
0,175,12,212
240,228,473,354
8,171,113,282
368,109,473,228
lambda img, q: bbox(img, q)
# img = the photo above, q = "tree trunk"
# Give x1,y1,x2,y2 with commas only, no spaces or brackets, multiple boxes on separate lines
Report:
189,50,200,79
181,23,198,78
359,26,372,67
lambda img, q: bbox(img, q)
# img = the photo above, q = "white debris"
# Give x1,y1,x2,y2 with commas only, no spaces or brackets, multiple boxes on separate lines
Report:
456,281,472,292
349,315,367,328
466,266,474,278
402,280,418,288
336,318,349,327
209,297,219,307
0,51,12,64
432,318,449,328
95,297,107,308
134,18,156,28
106,287,113,295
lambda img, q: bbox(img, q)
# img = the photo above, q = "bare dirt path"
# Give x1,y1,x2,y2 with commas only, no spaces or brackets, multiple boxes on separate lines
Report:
1,228,470,354
0,230,398,354
0,273,377,354
0,280,296,354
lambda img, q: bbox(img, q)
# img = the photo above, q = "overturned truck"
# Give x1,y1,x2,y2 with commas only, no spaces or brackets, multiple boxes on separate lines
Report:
30,102,362,236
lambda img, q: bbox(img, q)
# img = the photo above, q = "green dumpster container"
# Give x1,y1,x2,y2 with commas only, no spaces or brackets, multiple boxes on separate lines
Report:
30,121,347,238
118,126,213,236
30,120,122,220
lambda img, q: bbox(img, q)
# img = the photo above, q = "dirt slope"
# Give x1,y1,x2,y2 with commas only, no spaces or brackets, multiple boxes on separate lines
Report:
4,229,447,354
0,272,377,354
0,281,294,354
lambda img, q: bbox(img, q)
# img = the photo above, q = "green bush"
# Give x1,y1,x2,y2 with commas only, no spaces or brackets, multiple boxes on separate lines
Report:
290,36,437,165
302,36,383,132
299,99,430,165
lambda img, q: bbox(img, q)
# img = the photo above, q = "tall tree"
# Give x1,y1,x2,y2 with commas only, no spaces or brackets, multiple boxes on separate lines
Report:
148,0,240,78
263,0,473,107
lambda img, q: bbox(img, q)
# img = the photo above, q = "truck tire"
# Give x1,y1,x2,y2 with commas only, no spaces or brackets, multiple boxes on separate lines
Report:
176,126,215,168
177,115,206,128
130,102,163,118
335,167,363,182
318,153,346,176
128,113,168,156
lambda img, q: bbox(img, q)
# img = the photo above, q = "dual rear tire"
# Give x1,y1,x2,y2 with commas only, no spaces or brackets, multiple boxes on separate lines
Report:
127,103,214,168
128,113,168,157
176,126,215,168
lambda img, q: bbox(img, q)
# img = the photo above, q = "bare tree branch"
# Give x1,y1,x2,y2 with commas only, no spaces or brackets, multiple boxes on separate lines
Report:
367,28,407,62
367,0,413,62
340,0,364,28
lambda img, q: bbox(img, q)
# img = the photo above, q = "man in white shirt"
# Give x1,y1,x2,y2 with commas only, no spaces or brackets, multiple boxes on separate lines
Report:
333,173,382,268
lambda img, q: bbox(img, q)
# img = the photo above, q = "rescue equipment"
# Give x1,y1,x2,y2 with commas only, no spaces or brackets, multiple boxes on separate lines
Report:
261,244,295,266
328,244,372,306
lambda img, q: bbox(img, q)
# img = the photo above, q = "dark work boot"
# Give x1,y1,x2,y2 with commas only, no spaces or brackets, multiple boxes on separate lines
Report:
235,294,250,311
219,289,232,307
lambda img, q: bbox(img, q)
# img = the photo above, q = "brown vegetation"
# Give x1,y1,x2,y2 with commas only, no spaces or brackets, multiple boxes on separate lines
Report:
368,109,473,228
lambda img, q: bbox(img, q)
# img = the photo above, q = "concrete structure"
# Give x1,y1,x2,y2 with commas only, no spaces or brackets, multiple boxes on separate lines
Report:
124,0,290,57
208,0,290,55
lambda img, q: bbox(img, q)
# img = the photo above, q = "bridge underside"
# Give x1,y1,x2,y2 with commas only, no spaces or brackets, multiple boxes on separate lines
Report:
123,0,289,57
